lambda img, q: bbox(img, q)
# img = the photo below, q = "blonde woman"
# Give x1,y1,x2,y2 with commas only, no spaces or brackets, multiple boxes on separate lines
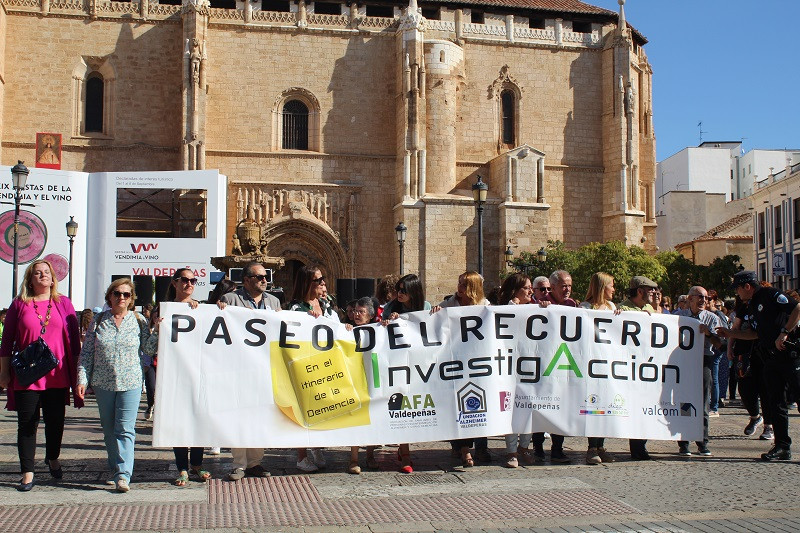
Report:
580,272,618,465
0,260,83,491
435,271,491,465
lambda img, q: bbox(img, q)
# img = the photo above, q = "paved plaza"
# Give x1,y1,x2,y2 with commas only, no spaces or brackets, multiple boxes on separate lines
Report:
1,394,799,533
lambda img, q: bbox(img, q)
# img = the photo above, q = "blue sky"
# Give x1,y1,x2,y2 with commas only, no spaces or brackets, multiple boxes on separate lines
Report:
594,0,800,161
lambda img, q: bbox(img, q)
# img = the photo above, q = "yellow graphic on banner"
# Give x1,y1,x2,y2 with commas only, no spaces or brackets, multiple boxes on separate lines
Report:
271,340,370,429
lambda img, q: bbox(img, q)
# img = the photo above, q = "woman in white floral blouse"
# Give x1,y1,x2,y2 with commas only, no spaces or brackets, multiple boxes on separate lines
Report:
76,278,156,493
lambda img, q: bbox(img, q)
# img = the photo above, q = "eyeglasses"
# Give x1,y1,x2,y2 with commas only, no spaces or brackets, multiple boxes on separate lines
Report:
397,287,408,294
176,276,198,285
535,287,551,292
112,290,132,299
691,295,712,301
353,309,368,316
248,274,268,281
312,276,325,284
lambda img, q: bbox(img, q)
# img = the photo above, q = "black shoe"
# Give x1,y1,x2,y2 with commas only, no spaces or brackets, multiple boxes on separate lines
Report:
533,445,545,463
550,448,571,464
44,458,63,479
244,464,270,477
760,446,791,461
696,445,712,457
17,478,34,492
630,451,651,461
677,444,691,457
474,447,491,464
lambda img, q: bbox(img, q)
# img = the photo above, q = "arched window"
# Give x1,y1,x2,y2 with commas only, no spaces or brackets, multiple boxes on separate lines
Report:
282,100,309,150
501,90,515,145
85,75,104,133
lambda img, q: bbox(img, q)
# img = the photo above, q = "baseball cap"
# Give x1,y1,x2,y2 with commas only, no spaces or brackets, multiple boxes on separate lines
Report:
730,270,758,289
629,276,658,290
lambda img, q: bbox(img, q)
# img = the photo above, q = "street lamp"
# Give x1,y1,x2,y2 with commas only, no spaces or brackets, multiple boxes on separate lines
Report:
66,216,78,300
504,244,514,267
395,221,407,276
472,175,488,276
10,161,30,298
537,247,547,264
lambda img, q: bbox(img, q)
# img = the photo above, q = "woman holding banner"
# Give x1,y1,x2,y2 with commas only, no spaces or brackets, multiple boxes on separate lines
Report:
290,265,334,472
497,273,535,468
382,274,431,473
164,268,212,486
434,271,491,466
0,260,83,492
580,272,619,465
76,278,156,492
344,297,380,473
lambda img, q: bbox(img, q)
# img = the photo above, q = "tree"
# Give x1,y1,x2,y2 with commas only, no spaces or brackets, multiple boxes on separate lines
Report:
699,254,742,299
655,250,698,302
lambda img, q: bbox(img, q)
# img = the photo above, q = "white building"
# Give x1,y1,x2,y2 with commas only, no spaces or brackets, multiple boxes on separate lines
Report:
751,161,800,290
736,149,800,199
656,142,800,255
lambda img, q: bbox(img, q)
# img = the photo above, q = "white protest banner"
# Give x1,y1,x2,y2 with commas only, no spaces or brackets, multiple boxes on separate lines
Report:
153,302,704,447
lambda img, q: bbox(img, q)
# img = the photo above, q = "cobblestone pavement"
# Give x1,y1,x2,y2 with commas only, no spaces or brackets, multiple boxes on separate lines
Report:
1,394,799,532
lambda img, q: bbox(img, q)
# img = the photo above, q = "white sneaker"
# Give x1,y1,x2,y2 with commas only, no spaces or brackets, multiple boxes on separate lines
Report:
296,457,319,472
116,478,130,493
208,447,221,455
708,410,719,418
309,448,327,468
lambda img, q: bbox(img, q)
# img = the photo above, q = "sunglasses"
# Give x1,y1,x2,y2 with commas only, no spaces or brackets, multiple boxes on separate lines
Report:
248,274,268,281
175,276,198,285
312,276,325,284
693,295,712,301
112,290,132,299
397,287,408,294
535,287,551,292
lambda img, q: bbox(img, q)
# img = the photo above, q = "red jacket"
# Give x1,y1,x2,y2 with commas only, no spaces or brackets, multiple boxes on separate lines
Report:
1,295,84,411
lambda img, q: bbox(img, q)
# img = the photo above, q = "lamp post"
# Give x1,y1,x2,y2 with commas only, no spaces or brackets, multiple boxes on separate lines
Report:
66,216,78,301
472,175,488,276
504,244,514,268
395,221,407,276
537,246,547,264
10,161,30,298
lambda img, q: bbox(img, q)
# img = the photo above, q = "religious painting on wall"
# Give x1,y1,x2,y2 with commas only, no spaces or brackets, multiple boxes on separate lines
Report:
35,132,62,169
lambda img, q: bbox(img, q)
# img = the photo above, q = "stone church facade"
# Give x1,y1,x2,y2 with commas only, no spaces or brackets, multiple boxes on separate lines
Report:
0,0,656,300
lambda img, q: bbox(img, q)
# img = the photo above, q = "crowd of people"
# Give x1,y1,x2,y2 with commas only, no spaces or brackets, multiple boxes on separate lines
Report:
1,259,799,493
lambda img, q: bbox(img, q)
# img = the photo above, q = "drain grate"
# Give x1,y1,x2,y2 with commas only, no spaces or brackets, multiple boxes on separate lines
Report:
395,473,463,486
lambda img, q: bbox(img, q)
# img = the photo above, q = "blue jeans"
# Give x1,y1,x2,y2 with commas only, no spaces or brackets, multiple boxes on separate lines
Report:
95,388,140,482
710,352,724,411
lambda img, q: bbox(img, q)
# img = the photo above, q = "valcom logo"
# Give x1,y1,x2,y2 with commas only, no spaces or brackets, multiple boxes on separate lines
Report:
130,243,158,253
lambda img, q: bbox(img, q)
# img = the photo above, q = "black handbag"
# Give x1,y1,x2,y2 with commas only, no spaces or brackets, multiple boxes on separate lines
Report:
11,337,59,388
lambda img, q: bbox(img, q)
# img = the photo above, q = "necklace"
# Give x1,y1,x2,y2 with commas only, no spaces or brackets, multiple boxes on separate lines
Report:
32,298,53,335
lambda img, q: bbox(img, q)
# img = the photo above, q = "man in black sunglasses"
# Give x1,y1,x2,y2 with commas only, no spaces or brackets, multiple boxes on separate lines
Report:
217,262,280,481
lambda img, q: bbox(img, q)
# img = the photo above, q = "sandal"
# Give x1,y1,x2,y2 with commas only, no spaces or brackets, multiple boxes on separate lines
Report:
173,471,189,486
461,452,474,468
190,467,212,481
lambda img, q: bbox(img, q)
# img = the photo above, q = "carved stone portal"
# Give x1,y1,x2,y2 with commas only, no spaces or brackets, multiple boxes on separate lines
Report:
231,183,360,283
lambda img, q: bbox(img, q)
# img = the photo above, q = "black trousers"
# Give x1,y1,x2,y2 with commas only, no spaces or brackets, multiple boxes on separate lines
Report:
679,357,712,448
15,388,67,473
173,447,204,471
739,351,773,424
532,432,564,450
143,365,156,408
763,351,800,449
